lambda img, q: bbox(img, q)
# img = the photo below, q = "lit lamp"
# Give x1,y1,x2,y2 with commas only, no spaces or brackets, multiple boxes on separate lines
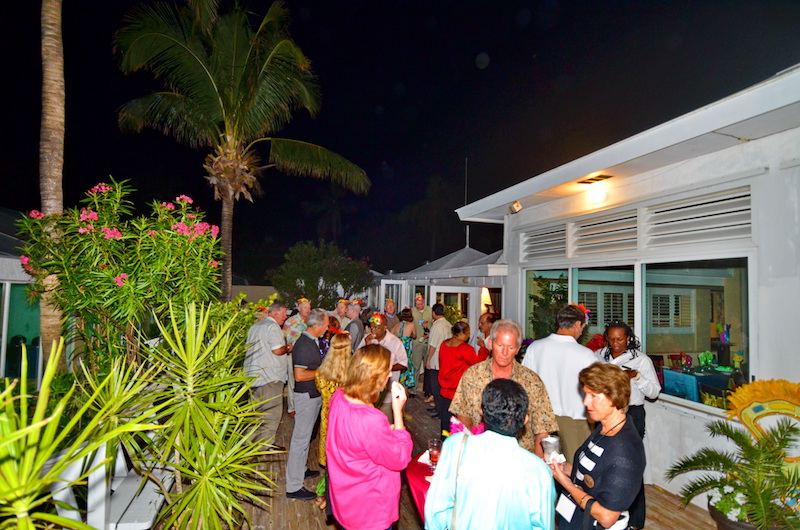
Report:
481,287,493,313
588,182,607,204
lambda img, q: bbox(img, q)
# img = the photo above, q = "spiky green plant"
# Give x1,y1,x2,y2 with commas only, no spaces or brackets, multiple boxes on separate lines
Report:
666,418,800,529
140,302,276,529
0,341,158,529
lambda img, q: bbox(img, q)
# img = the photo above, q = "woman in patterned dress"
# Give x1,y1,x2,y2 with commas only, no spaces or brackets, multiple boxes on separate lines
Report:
391,308,417,391
315,333,352,508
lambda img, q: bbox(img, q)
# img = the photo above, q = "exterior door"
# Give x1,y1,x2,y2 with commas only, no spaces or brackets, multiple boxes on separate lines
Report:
429,286,482,333
380,280,407,311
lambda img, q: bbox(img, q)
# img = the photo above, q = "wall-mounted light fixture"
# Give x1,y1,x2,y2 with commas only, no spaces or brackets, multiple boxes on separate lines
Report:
509,200,522,214
588,183,607,204
579,174,612,204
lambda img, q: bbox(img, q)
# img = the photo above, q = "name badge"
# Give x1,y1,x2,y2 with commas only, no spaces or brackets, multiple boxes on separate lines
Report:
556,493,576,522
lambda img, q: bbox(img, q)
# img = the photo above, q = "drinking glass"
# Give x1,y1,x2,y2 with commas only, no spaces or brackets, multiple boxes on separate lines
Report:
428,438,442,472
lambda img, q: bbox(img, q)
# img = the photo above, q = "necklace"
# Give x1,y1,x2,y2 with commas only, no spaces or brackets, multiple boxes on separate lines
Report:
600,416,627,436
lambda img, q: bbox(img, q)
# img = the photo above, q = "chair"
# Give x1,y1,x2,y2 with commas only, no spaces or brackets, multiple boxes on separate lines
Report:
662,369,700,402
699,382,729,409
648,355,665,386
668,353,692,368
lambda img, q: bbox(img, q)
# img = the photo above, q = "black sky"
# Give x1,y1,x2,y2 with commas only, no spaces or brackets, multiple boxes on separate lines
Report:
3,1,800,280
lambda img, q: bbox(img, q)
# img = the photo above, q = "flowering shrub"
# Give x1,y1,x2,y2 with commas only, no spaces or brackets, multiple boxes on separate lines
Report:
708,485,748,522
17,179,223,372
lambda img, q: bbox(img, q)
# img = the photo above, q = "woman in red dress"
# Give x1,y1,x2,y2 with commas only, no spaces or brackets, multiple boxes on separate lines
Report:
437,321,489,436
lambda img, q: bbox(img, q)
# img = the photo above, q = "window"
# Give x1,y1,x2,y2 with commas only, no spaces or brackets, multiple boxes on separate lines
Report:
644,258,749,406
525,270,568,339
573,266,635,336
648,289,694,333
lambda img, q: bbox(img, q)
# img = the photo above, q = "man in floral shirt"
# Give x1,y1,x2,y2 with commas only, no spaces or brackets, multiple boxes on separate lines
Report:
450,319,558,458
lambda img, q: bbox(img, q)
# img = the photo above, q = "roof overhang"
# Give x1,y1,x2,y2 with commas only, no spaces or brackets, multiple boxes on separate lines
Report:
457,64,800,223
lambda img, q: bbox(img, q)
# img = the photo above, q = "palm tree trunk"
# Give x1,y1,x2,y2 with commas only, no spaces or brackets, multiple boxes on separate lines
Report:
40,0,66,371
219,193,234,302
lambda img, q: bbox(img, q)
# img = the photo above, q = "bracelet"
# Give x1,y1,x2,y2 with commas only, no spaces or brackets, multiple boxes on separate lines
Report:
577,493,589,508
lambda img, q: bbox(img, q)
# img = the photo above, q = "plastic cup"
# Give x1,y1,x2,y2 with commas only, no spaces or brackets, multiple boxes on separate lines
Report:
542,434,561,463
428,439,442,472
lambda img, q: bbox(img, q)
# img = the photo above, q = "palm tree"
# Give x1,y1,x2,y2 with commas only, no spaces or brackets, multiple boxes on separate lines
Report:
114,1,369,301
39,0,66,369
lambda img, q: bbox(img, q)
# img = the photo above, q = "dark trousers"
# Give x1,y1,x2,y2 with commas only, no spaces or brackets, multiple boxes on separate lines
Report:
628,405,647,528
438,396,452,439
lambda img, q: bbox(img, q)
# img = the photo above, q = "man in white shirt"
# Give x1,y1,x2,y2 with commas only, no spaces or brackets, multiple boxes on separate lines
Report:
243,303,291,451
358,313,408,422
469,311,498,355
426,303,452,428
522,303,596,463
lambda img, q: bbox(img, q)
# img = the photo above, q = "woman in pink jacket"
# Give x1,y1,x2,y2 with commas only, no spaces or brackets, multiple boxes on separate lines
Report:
326,344,413,530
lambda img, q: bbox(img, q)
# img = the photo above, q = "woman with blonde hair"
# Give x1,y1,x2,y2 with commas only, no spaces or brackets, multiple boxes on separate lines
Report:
314,333,351,510
316,333,352,466
327,345,413,530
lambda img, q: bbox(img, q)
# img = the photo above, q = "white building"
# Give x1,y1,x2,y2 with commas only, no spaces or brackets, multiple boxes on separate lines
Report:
454,64,800,499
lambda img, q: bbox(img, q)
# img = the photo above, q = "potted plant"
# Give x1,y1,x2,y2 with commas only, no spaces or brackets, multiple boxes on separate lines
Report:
666,380,800,529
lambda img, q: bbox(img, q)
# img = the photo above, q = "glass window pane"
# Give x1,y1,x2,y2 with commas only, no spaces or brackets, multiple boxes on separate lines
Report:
574,265,635,338
644,258,749,407
5,284,40,381
525,270,568,339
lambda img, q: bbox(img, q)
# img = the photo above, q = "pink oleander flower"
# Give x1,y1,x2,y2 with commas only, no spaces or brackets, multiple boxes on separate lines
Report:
147,230,158,237
210,225,220,238
175,194,193,204
171,222,192,236
208,259,219,268
29,210,46,219
89,183,113,194
79,208,99,222
101,227,122,240
161,202,175,210
114,273,128,287
78,224,95,234
20,255,34,273
187,214,196,219
193,222,210,236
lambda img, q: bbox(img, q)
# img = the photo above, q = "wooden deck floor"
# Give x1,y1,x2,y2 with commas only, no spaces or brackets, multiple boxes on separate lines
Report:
244,389,715,529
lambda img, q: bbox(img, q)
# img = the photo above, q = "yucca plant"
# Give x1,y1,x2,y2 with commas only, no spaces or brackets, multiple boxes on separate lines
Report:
666,418,800,529
140,302,276,529
0,340,158,529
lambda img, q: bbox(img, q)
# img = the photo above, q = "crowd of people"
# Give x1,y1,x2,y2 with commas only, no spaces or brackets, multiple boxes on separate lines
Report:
243,296,661,529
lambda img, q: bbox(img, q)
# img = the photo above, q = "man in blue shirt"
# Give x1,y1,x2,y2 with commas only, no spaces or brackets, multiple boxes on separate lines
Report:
425,379,555,529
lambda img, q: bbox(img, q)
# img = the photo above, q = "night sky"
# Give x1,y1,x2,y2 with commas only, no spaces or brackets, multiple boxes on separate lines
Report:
4,1,800,281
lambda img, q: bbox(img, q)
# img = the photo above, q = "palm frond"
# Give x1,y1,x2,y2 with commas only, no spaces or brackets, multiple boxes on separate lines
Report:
115,3,222,119
118,92,220,148
188,0,220,34
264,138,370,194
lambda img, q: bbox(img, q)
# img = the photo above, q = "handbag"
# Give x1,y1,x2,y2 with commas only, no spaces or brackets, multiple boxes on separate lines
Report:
450,434,468,529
